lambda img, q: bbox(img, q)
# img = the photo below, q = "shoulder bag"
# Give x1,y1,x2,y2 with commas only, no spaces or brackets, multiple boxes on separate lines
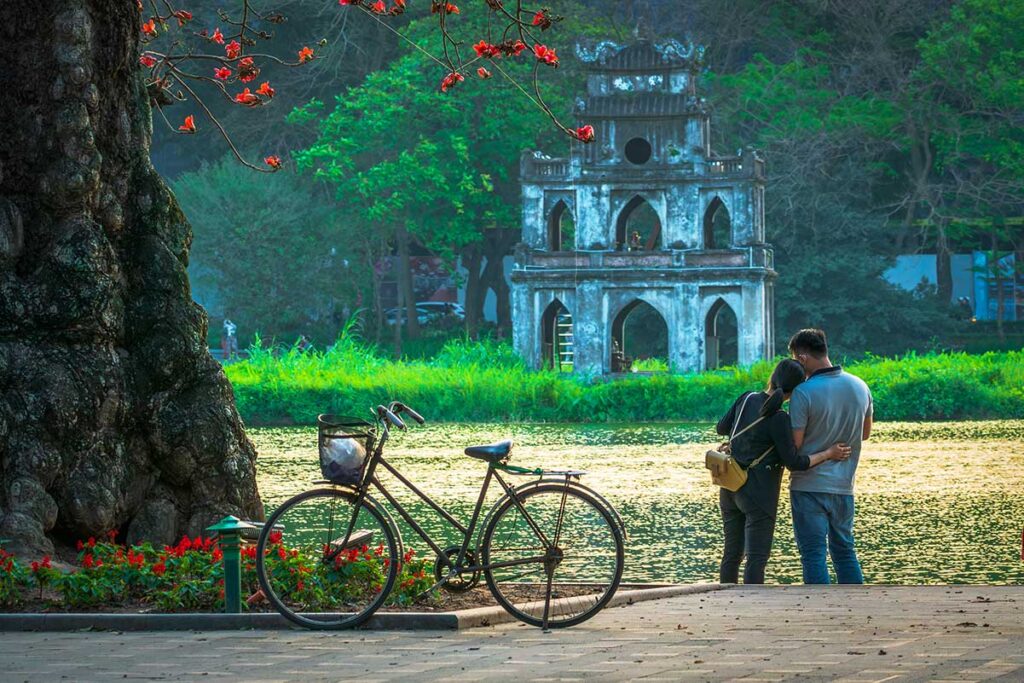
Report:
705,393,775,492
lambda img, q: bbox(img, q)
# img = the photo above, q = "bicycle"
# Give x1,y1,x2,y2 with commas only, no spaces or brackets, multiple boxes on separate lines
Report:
255,401,625,630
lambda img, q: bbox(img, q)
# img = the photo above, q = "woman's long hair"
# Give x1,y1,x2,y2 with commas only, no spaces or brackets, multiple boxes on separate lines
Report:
759,359,806,417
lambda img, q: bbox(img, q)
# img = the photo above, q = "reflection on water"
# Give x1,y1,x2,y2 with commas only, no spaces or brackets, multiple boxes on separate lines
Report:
253,420,1024,585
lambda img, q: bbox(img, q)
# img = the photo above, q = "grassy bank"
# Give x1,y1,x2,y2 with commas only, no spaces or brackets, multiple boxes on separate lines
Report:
225,338,1024,425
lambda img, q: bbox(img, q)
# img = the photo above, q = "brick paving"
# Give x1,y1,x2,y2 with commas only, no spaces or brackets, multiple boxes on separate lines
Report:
1,586,1021,682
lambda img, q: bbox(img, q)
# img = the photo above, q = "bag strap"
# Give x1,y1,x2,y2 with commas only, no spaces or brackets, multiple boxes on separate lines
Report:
746,445,775,470
729,393,767,442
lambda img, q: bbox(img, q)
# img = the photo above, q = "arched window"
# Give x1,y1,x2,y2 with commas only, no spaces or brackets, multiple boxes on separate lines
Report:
611,300,668,372
703,196,732,249
540,299,573,371
705,299,738,369
615,196,662,251
547,201,575,251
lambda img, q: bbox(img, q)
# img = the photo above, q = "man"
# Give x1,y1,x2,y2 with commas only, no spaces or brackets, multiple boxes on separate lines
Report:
788,329,872,584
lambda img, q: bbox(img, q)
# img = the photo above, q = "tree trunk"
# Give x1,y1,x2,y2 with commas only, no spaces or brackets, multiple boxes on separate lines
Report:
935,223,953,304
462,246,483,339
481,228,518,333
0,1,262,556
394,225,419,339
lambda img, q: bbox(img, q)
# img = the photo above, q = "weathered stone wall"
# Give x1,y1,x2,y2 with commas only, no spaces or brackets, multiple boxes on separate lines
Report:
0,0,262,555
512,40,775,375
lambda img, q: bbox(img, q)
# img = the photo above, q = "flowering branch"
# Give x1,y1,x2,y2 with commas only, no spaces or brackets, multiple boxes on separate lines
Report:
136,0,317,171
339,0,594,142
136,0,592,174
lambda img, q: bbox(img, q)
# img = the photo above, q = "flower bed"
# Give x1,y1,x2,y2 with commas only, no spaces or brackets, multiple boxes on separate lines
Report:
0,533,443,613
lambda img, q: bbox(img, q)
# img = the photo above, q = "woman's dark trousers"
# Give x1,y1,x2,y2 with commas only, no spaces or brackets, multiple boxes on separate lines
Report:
719,488,776,584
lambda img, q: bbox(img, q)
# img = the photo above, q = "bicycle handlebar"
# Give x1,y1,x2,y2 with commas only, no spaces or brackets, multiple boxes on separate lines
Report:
377,405,406,430
393,402,425,425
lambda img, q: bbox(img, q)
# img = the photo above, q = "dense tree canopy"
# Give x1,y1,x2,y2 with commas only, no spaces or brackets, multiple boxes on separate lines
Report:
174,0,1022,357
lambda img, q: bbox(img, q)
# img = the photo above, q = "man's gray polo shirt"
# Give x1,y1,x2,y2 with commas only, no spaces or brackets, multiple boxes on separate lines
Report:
788,366,872,496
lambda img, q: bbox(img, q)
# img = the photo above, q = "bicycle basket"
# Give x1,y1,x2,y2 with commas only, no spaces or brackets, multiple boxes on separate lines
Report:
317,414,376,485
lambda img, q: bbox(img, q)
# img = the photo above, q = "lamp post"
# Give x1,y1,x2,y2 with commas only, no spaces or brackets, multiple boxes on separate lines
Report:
206,516,256,614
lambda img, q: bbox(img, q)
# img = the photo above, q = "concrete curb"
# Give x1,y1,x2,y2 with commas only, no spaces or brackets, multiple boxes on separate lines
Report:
0,583,728,632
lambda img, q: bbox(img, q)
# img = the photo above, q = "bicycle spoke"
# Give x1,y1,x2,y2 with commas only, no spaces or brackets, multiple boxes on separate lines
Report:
483,485,623,629
256,489,399,630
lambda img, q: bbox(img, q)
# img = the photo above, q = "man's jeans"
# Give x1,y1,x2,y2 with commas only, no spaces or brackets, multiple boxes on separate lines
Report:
790,490,864,584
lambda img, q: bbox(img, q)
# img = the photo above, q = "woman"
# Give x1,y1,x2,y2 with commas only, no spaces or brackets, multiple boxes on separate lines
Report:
715,359,850,584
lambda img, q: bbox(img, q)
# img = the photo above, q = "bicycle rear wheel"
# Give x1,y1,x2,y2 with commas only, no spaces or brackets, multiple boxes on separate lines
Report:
481,483,624,628
256,488,399,629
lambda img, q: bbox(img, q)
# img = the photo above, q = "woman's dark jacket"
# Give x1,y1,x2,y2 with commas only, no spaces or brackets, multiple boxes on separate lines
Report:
715,391,812,516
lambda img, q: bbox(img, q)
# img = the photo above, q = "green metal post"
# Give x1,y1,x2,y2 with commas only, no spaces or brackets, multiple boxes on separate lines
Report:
206,516,256,614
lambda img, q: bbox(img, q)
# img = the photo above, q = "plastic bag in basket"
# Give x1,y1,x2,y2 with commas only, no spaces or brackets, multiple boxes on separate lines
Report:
320,436,367,484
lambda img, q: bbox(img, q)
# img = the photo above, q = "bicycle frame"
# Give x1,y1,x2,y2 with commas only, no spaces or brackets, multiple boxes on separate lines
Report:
336,414,563,583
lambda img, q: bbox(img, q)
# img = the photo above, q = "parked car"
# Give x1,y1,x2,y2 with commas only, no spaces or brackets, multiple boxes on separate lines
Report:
384,302,464,326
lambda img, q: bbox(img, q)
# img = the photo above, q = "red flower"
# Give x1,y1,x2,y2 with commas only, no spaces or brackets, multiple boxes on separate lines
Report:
298,46,314,63
152,562,166,576
31,561,39,572
371,0,386,12
139,54,157,68
473,41,500,59
76,540,84,551
42,556,51,569
211,27,224,44
141,19,157,37
173,10,192,26
214,66,231,80
193,536,203,549
533,44,559,67
234,88,260,106
440,71,464,92
238,56,259,83
87,537,96,548
179,536,192,551
477,67,492,79
532,10,552,29
212,547,223,562
433,1,459,13
107,529,117,541
256,81,275,98
225,40,241,60
339,0,361,4
575,124,595,143
510,40,527,56
264,155,282,169
269,530,283,544
82,554,95,569
394,0,406,7
296,579,305,591
178,115,196,133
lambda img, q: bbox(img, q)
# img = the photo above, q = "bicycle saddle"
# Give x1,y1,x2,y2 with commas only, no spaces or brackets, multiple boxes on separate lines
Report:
464,440,513,463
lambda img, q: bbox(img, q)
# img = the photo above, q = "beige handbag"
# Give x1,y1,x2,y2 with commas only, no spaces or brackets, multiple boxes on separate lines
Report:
705,393,775,492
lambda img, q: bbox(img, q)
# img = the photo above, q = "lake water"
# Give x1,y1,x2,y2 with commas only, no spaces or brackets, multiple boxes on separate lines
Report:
251,420,1024,585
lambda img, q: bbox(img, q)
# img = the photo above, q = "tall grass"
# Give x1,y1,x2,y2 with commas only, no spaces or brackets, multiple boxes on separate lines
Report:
225,337,1024,425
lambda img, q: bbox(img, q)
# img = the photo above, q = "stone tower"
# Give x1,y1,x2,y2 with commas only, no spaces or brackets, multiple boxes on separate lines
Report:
511,39,776,374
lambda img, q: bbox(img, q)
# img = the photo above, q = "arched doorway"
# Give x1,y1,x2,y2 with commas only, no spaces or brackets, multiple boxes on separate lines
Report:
705,299,738,369
611,300,668,372
547,200,574,251
540,300,574,371
703,196,731,249
615,196,661,251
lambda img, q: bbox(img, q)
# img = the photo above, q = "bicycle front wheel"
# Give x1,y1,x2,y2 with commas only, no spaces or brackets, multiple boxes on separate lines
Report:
256,488,399,629
481,483,624,628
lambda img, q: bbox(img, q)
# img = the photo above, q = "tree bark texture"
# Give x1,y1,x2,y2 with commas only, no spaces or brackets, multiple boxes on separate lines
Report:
0,1,263,556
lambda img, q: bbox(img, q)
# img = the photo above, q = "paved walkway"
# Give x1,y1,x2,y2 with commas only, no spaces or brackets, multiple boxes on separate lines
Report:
1,586,1021,682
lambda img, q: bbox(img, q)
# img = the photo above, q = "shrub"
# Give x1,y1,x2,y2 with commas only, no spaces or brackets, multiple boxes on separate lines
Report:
226,341,1024,424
